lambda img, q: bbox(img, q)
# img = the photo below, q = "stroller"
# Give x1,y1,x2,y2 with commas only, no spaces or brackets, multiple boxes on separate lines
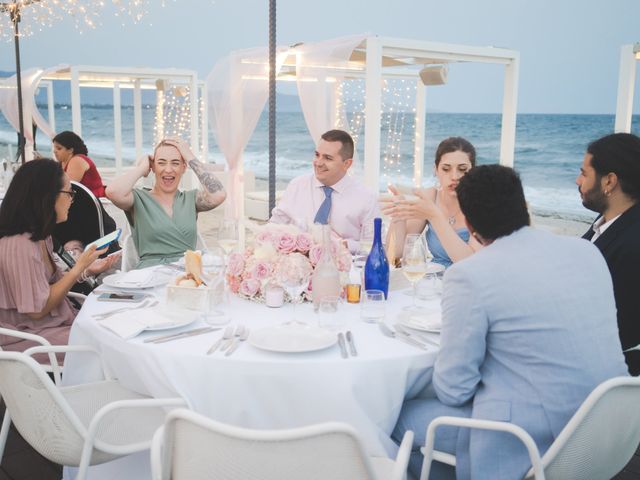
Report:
53,181,120,294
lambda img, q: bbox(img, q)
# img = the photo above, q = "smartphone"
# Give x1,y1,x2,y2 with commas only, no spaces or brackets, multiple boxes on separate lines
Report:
85,228,122,252
97,292,146,302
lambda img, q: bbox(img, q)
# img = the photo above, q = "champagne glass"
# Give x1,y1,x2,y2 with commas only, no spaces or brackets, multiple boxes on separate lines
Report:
217,219,239,255
359,222,374,258
401,234,430,311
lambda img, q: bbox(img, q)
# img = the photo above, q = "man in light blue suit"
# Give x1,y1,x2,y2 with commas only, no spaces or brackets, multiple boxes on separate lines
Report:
393,165,628,479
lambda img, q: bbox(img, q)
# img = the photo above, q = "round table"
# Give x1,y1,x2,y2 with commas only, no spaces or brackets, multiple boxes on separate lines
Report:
63,267,440,479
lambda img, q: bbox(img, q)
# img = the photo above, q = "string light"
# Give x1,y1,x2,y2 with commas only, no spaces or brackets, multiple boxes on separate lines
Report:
153,82,192,145
0,0,171,40
381,78,415,187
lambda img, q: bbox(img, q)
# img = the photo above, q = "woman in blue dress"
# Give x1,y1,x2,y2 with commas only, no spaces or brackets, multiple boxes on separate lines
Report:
383,137,482,267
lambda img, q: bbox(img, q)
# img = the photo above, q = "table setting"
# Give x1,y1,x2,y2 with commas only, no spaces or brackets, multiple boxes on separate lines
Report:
61,224,445,479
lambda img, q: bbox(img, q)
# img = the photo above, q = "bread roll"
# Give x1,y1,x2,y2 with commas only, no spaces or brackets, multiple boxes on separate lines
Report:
184,250,203,286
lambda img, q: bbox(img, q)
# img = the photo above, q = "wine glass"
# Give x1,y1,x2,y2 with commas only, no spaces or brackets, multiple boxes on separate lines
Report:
359,222,374,258
401,234,430,311
217,219,239,255
281,269,311,325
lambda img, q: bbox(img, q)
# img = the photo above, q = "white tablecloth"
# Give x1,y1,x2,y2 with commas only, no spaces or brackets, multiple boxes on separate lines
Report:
63,268,439,479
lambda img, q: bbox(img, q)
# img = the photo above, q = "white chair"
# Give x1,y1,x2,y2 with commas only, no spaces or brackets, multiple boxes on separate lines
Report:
151,408,413,480
0,346,187,480
420,376,640,480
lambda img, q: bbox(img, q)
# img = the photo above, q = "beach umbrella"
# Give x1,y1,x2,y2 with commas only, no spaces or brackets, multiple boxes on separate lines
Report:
0,0,158,163
268,0,276,216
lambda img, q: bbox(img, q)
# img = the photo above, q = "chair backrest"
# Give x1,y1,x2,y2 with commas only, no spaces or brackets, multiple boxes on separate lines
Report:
0,351,89,466
153,409,378,480
53,181,119,255
533,376,640,480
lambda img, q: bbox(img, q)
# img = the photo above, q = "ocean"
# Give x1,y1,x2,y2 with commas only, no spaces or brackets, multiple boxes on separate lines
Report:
1,106,638,222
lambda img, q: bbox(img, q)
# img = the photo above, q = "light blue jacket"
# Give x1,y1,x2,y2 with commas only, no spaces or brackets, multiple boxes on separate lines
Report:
434,226,628,479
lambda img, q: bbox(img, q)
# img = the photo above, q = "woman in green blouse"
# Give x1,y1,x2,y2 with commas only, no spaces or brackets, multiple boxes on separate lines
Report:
106,138,226,269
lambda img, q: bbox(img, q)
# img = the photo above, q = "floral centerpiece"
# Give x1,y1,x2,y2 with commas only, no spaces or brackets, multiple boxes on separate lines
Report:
226,224,352,302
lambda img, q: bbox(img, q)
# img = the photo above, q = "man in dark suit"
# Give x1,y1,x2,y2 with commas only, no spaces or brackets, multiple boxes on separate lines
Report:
577,132,640,375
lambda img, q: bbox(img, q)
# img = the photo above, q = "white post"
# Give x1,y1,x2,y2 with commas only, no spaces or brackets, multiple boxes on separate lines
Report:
113,83,123,174
133,79,143,159
70,67,82,137
413,79,427,188
364,37,383,192
615,44,637,133
200,82,209,163
46,82,56,134
499,55,519,167
183,74,200,189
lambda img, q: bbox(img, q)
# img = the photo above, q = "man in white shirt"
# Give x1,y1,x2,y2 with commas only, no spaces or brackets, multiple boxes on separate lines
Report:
270,129,380,253
577,132,640,375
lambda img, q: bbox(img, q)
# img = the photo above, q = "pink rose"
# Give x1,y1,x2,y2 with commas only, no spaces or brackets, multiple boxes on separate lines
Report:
308,244,324,266
239,278,261,297
227,275,241,294
227,252,245,276
295,233,313,253
252,261,273,281
276,233,297,254
256,230,274,245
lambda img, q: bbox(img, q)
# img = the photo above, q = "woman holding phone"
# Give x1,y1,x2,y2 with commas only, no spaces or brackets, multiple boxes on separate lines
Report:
0,159,105,359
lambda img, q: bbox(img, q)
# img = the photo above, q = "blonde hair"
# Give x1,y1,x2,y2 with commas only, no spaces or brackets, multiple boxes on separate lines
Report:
152,139,185,164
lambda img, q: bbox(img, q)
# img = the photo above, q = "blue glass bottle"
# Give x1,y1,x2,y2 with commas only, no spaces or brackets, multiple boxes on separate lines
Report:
364,218,390,298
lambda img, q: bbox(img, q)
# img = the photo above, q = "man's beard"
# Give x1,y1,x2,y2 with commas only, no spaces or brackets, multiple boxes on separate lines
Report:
580,184,608,214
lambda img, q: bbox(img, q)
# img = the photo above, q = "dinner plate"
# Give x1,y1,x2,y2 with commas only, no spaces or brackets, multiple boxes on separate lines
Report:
398,308,442,333
144,306,199,331
249,324,337,353
102,271,171,289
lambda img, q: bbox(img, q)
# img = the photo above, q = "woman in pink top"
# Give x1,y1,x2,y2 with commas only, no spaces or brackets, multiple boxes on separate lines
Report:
53,131,106,197
0,159,104,360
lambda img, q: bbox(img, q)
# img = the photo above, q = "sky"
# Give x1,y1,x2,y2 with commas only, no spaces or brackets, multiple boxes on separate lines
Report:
0,0,639,114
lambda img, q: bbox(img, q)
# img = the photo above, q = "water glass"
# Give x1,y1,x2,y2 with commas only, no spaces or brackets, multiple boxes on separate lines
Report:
317,296,343,331
361,289,386,323
417,272,442,300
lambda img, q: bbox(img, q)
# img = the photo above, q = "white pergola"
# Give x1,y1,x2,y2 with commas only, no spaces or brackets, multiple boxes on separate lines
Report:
615,43,639,133
40,65,207,171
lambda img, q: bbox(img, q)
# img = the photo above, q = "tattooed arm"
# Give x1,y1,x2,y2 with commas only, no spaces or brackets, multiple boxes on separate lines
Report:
189,158,226,212
162,138,226,212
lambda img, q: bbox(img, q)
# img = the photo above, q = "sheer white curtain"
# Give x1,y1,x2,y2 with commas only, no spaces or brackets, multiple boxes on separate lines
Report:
0,67,57,159
206,47,288,220
295,34,367,145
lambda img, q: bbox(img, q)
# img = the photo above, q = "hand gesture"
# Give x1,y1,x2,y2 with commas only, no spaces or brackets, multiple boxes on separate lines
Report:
385,188,442,222
86,251,121,277
136,154,152,178
162,137,195,163
75,245,108,272
380,184,406,218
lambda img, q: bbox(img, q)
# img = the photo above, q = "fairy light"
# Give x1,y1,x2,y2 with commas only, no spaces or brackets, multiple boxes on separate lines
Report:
335,78,365,172
153,82,192,145
0,0,171,40
380,78,416,187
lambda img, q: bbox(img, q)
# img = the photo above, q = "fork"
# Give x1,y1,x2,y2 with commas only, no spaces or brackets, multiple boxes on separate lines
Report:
220,325,244,352
379,323,428,350
207,325,234,354
225,326,249,356
93,299,157,320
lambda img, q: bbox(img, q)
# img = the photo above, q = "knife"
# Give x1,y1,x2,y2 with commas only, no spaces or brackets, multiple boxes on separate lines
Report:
337,333,348,358
346,330,358,356
143,327,220,344
394,323,440,347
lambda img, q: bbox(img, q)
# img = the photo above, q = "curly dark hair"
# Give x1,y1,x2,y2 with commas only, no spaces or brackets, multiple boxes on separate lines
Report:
53,131,89,156
321,129,354,161
435,137,476,167
587,133,640,201
456,165,530,241
0,159,65,241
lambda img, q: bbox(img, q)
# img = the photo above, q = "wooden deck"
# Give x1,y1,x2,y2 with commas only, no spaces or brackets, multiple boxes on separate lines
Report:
1,401,639,479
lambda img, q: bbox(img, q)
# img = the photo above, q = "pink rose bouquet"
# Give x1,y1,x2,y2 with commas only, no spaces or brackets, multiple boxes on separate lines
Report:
225,224,351,302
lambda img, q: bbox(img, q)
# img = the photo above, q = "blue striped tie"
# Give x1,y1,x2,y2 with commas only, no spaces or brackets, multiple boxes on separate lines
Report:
314,186,334,225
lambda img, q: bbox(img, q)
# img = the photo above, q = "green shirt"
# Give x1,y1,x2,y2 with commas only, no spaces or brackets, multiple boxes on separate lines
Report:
131,188,197,269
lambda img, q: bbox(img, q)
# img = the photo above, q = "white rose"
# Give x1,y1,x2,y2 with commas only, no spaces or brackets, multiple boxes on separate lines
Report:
253,243,277,261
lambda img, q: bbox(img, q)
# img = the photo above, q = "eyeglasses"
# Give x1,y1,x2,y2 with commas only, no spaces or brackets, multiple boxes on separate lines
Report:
59,190,76,202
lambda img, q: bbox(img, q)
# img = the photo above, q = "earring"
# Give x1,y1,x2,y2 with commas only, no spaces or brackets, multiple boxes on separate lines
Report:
604,190,610,196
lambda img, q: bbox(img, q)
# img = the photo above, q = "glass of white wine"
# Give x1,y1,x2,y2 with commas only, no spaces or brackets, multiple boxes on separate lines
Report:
402,233,430,311
217,219,239,255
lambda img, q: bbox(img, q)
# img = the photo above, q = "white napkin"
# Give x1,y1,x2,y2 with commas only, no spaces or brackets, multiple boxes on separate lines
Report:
99,307,180,339
115,269,155,287
403,308,442,331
